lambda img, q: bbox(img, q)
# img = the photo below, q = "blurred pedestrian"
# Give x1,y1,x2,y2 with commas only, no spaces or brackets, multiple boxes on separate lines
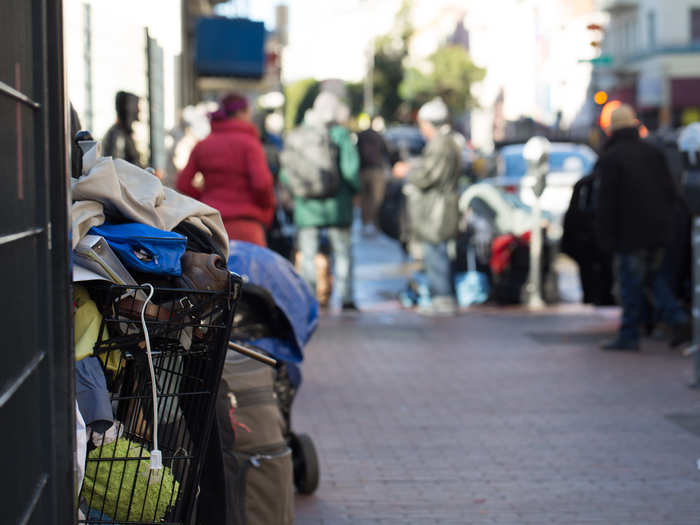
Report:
281,91,360,310
357,116,389,236
176,93,275,247
561,172,615,306
393,97,461,316
596,104,689,351
103,91,143,167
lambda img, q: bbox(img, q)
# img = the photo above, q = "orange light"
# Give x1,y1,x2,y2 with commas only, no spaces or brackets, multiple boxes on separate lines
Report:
594,91,608,105
599,100,621,131
639,124,649,138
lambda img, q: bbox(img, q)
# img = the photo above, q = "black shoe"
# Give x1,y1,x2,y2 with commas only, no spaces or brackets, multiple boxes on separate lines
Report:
602,339,639,352
342,302,359,311
670,322,692,348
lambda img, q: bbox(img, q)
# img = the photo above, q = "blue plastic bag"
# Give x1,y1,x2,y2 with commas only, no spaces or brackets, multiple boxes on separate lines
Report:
455,271,490,307
89,223,187,276
454,245,490,307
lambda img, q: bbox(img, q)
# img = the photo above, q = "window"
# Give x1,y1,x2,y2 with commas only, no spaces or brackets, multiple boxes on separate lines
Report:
648,10,657,49
692,9,700,42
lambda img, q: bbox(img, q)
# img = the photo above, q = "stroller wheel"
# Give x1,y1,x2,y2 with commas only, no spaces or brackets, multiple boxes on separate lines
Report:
289,432,319,494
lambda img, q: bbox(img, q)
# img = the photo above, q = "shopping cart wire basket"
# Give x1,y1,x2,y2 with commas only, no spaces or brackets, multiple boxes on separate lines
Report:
80,276,241,524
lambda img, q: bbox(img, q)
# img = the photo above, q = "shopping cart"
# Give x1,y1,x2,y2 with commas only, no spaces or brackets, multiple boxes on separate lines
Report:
79,277,240,524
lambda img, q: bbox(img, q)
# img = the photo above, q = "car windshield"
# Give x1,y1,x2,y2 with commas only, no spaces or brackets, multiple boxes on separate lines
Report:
502,148,595,178
384,127,426,155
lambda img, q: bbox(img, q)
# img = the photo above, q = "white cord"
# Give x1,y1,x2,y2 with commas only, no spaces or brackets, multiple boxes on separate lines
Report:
140,284,162,471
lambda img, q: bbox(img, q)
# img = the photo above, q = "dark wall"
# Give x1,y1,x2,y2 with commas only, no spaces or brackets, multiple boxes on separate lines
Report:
0,0,73,523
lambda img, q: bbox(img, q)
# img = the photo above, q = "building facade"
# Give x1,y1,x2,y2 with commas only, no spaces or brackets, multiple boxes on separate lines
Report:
599,0,700,129
407,0,600,151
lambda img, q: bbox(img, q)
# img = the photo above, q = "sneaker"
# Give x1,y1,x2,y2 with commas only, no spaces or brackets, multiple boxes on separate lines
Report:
417,296,458,317
670,322,692,348
601,339,639,352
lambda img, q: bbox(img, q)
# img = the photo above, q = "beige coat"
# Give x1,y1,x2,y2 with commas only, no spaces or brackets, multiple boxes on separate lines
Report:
71,148,229,257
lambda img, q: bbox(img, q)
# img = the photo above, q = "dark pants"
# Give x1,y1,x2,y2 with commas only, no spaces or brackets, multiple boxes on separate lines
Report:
359,167,387,226
576,249,615,305
616,248,688,344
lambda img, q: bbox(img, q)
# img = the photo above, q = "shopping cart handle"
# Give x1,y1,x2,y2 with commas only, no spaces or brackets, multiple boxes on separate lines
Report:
227,341,278,368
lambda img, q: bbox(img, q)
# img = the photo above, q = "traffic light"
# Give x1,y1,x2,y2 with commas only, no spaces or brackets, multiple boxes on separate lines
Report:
594,91,608,105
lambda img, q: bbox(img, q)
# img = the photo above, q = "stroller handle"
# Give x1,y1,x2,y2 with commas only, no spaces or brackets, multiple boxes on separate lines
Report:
228,341,279,368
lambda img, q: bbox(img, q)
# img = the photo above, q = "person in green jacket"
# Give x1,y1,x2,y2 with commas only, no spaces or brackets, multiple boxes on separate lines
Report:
281,91,360,310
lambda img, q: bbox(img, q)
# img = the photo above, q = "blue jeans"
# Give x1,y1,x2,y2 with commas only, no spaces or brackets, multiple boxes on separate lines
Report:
298,227,354,304
423,241,454,298
617,248,688,343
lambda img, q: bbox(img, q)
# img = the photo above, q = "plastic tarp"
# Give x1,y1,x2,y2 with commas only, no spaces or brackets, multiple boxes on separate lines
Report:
227,241,319,364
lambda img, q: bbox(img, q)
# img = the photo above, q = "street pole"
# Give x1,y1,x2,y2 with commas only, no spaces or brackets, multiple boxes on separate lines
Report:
364,39,374,116
523,136,551,309
528,194,545,309
678,124,700,387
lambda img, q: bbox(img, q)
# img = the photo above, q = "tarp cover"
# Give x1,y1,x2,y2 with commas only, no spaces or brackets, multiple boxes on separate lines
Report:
227,240,319,363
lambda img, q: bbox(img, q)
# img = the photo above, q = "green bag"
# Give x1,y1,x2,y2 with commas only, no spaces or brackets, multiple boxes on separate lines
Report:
82,438,179,522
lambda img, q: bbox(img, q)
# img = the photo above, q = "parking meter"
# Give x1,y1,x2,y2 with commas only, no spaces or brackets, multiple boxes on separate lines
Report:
523,136,551,308
524,136,550,197
678,124,700,388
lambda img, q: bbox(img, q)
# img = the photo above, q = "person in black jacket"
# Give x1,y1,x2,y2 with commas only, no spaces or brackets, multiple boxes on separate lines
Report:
596,104,689,350
357,119,389,236
102,91,143,167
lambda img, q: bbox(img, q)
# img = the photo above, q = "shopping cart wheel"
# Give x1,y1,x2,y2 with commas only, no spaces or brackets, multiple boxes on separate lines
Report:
290,432,319,494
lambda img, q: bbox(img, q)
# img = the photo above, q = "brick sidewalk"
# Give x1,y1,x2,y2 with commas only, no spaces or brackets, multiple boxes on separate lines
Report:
292,306,700,524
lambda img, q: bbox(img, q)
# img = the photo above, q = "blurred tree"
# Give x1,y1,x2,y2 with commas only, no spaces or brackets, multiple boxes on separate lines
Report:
346,82,365,117
399,45,486,115
284,78,319,129
372,0,413,122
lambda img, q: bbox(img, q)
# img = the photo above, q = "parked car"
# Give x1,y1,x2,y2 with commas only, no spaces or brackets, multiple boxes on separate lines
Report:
384,125,426,163
490,142,597,221
458,181,554,240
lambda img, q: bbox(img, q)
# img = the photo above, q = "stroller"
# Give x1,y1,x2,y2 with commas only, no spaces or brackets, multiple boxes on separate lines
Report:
226,240,321,495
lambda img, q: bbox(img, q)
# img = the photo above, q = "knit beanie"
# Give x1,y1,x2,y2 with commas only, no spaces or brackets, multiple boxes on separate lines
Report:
417,97,449,125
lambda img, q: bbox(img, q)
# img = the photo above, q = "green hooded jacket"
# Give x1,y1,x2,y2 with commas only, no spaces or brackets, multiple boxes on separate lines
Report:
281,124,360,228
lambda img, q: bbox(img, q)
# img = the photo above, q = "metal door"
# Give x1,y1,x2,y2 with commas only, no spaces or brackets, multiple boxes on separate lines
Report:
0,1,74,523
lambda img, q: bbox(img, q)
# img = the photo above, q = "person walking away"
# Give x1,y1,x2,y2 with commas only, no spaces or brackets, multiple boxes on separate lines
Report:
561,171,615,306
102,91,144,167
281,91,360,310
176,93,275,247
596,104,690,351
393,97,461,316
357,116,389,236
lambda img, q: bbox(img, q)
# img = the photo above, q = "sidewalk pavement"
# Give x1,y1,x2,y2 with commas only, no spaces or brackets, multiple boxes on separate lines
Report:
292,232,700,524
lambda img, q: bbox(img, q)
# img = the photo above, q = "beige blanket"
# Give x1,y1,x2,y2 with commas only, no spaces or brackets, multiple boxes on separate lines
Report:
71,151,229,257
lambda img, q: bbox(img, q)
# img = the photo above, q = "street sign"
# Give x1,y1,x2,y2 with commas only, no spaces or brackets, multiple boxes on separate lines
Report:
578,55,613,66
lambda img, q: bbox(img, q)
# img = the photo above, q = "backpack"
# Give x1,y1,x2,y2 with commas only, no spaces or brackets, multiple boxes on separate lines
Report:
216,352,295,525
378,178,408,241
280,124,340,199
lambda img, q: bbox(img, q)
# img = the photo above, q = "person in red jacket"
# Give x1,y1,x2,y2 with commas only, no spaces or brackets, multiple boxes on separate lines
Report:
176,93,275,246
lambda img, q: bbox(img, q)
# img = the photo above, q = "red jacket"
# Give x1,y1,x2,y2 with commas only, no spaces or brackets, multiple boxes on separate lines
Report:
176,118,275,227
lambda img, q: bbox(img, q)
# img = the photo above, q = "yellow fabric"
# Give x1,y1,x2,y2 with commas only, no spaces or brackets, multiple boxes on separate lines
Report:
73,286,119,370
74,286,102,361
